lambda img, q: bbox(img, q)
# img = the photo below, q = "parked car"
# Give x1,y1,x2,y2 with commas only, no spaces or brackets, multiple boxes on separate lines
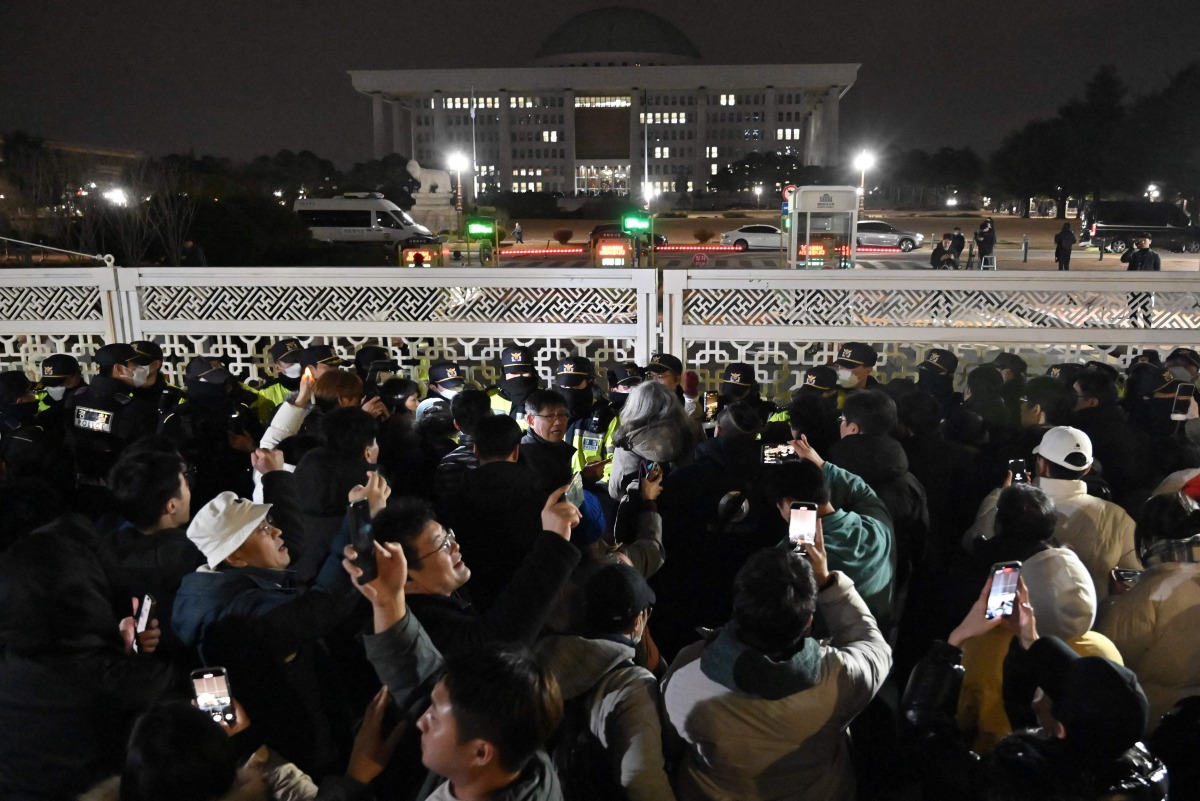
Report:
855,220,924,251
588,223,667,250
719,224,783,250
1079,200,1200,253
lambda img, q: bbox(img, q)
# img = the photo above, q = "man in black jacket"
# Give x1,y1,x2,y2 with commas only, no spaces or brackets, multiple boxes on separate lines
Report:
1122,233,1161,328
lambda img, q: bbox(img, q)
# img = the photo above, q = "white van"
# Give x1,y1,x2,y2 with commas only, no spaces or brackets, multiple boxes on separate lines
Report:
294,193,437,248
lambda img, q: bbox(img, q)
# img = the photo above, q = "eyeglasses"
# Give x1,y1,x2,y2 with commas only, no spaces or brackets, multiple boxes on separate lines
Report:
532,412,568,421
252,518,276,536
415,528,456,562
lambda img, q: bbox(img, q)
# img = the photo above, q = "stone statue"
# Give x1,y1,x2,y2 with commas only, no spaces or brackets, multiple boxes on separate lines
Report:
407,160,452,195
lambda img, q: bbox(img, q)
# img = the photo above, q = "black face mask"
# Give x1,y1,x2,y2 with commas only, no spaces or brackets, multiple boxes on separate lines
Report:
609,390,630,409
279,373,301,392
187,381,229,406
560,385,593,414
501,375,539,403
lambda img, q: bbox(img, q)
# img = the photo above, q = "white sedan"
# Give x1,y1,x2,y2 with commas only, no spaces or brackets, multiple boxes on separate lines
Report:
719,224,783,250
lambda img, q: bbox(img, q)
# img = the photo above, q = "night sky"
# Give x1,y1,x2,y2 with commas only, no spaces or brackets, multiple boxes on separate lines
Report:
2,0,1196,168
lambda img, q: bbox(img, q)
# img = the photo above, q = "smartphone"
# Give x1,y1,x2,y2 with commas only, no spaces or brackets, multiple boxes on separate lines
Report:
789,502,818,548
760,443,793,465
349,500,377,585
1170,383,1195,421
133,594,156,654
703,391,720,423
191,667,236,726
1008,459,1028,485
984,561,1021,620
565,471,585,508
1112,567,1142,588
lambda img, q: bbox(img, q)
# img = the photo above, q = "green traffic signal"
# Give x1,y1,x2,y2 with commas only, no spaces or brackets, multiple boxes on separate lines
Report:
622,214,650,233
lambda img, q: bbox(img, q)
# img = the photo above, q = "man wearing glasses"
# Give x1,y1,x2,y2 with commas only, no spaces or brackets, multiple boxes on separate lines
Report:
368,486,582,657
520,388,577,497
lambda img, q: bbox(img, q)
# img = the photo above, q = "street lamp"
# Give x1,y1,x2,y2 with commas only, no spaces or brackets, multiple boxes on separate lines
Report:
447,152,467,232
853,150,875,211
754,185,762,210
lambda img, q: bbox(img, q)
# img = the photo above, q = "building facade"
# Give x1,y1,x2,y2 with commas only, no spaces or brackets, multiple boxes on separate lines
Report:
349,8,857,196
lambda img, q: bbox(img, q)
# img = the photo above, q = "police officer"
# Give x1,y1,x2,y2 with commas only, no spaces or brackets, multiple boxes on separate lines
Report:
63,344,161,513
161,357,262,512
427,359,466,402
354,344,401,399
718,361,776,426
128,340,184,415
490,346,543,427
35,354,86,443
0,370,45,476
257,338,306,411
298,344,349,379
554,355,616,484
646,352,702,419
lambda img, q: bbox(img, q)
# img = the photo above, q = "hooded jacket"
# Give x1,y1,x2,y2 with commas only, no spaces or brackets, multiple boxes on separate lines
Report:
535,634,677,801
662,571,890,801
608,416,702,500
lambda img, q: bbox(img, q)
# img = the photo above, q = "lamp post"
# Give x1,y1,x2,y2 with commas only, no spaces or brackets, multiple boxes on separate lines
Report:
754,185,762,210
853,150,875,211
448,152,467,231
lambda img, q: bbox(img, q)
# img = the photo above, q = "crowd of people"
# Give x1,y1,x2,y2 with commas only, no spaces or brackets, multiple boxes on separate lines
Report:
1,334,1199,801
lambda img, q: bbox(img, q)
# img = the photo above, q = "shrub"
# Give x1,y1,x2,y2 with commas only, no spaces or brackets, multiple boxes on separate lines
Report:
552,228,574,245
657,211,688,219
721,211,749,218
693,228,716,243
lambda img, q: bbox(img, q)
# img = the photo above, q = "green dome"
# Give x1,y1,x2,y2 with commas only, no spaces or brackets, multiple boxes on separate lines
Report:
534,7,701,64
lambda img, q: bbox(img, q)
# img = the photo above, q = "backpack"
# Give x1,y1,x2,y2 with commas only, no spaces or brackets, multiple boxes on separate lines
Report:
549,660,634,801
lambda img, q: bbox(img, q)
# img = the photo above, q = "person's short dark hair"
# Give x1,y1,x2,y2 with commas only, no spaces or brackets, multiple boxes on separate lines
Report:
121,703,238,801
371,497,437,564
318,406,379,458
1022,376,1077,426
967,365,1004,397
1074,371,1118,408
524,387,567,417
896,391,942,436
1043,459,1088,481
1135,491,1200,564
716,399,763,437
994,484,1057,543
442,644,563,773
785,396,830,441
473,414,522,460
732,548,818,654
842,390,897,436
769,458,831,507
107,451,187,530
450,388,492,437
378,377,421,413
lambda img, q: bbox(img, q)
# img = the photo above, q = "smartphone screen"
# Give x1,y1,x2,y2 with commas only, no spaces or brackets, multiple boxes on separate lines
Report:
135,594,155,633
1170,383,1195,421
984,562,1021,620
192,668,236,725
1008,459,1028,484
703,391,720,423
350,502,378,585
760,443,792,465
1112,567,1142,587
565,472,585,508
789,502,817,547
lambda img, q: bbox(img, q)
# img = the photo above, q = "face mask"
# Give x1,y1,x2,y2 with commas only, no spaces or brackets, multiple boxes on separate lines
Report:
44,385,68,402
562,386,592,409
837,369,857,388
1169,366,1194,383
282,363,302,379
501,375,539,399
435,387,459,401
129,365,151,389
187,381,228,405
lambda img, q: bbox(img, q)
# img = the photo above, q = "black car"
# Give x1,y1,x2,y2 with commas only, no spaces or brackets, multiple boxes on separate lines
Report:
1080,201,1200,253
588,223,668,250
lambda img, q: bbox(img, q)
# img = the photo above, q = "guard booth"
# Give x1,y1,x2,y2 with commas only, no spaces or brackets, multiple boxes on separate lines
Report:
400,243,442,267
787,186,859,269
593,236,633,268
466,218,499,266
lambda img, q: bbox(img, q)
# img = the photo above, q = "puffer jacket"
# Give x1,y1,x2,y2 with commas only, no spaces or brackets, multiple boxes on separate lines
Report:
535,634,676,801
1097,559,1200,731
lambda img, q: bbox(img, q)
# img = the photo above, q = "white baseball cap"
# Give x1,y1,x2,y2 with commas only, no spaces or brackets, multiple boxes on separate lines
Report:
187,491,273,569
1033,426,1094,470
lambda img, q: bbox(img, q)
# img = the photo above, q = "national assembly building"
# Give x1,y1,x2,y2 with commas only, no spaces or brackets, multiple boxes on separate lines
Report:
349,7,858,197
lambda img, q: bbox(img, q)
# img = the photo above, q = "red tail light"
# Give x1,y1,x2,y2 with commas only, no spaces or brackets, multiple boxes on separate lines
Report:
1089,224,1096,236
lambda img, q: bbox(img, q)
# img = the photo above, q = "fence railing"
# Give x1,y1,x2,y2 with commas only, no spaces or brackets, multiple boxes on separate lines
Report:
1,266,1198,400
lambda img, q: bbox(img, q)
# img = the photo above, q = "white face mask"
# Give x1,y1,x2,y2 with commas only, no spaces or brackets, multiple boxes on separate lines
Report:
128,364,151,389
837,369,857,388
282,363,303,379
45,385,67,401
436,387,459,400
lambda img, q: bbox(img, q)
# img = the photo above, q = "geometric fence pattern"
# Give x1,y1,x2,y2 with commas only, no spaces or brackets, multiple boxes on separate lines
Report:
0,285,105,321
